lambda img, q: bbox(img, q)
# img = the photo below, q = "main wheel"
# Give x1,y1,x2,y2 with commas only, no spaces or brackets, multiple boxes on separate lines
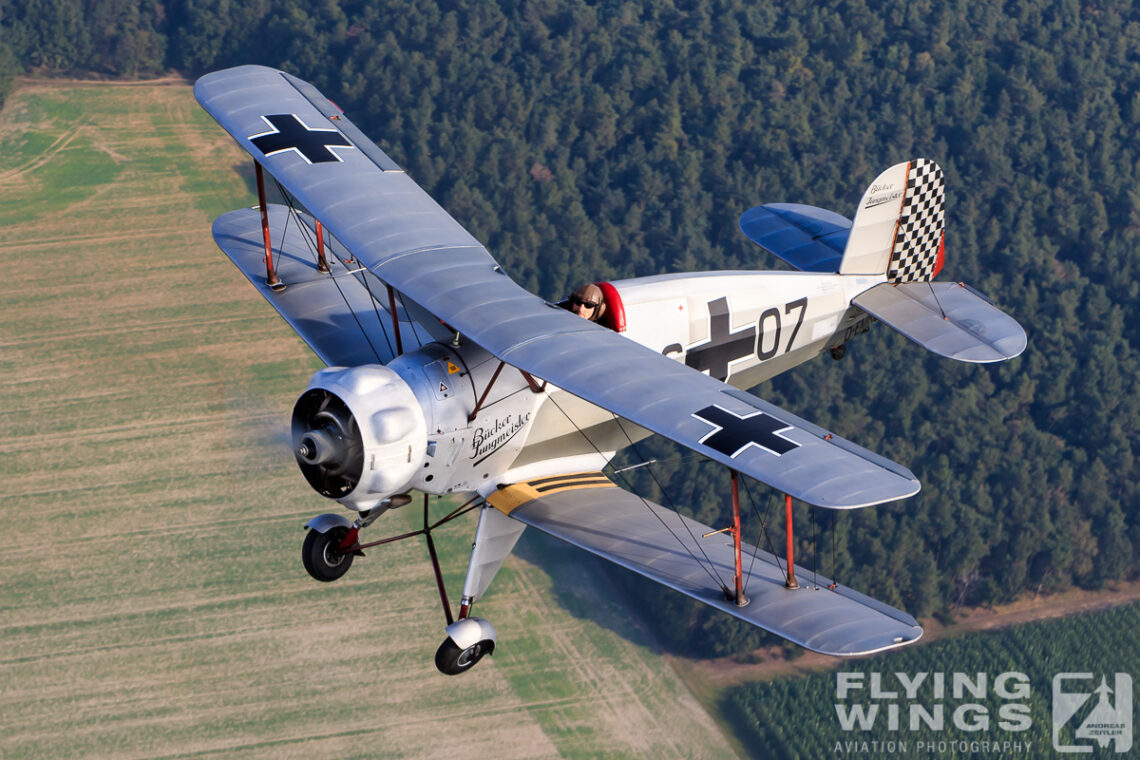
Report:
435,636,495,675
302,526,354,582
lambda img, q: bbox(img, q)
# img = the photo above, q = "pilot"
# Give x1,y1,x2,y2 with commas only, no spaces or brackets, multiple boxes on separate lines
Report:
565,283,607,323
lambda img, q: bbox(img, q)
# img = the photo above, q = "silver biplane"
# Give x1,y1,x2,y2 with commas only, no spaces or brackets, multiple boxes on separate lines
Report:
195,66,1026,675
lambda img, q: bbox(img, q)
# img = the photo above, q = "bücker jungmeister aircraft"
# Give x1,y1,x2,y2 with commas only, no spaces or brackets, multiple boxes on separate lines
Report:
195,66,1026,675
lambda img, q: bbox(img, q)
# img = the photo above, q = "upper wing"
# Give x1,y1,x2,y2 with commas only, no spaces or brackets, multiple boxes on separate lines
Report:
486,472,922,656
196,65,919,509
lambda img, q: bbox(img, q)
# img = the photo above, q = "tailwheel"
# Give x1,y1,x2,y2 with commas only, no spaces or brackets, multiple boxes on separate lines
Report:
435,617,497,675
302,525,354,582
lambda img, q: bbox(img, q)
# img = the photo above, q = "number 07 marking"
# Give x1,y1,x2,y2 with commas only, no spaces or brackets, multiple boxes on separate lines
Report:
784,297,807,352
757,297,808,360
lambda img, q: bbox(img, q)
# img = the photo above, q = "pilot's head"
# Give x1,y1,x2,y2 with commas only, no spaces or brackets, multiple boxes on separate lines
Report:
569,283,606,322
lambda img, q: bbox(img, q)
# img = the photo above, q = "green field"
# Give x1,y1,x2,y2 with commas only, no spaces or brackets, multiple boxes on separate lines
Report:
0,80,739,759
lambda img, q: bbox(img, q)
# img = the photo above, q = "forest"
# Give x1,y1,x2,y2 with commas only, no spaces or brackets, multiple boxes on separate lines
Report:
5,0,1140,655
724,602,1140,758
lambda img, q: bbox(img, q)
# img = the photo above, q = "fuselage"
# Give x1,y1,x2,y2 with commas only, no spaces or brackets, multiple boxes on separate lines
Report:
387,270,885,501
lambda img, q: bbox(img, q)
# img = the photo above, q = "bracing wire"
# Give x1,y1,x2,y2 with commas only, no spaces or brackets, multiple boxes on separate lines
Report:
544,393,729,592
271,187,290,281
395,290,427,351
610,452,704,475
927,280,949,321
736,477,776,592
811,502,818,589
739,477,785,578
355,267,399,354
611,459,659,474
273,182,392,361
609,415,732,590
273,182,392,362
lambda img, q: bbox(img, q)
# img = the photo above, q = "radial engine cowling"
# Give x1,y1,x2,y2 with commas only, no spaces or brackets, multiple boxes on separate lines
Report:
291,365,427,511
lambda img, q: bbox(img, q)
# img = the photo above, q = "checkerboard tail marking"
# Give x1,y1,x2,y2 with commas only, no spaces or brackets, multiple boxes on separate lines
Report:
887,159,945,283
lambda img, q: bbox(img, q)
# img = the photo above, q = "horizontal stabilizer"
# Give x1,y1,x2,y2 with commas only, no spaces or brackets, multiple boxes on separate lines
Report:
853,282,1027,362
488,475,922,657
739,203,851,272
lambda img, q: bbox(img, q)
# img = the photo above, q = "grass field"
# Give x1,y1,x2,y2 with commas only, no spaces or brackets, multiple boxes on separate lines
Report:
0,79,739,759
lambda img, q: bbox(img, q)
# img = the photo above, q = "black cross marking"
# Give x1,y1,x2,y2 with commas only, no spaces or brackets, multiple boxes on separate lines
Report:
248,114,353,164
685,297,756,381
692,405,799,458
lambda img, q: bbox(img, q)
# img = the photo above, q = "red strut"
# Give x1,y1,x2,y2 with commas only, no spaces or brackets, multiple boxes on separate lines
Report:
254,162,283,291
315,220,330,273
785,494,799,589
730,470,748,606
386,284,404,355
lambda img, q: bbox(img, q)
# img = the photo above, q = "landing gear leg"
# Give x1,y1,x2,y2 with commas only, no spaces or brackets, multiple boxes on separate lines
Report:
430,505,522,674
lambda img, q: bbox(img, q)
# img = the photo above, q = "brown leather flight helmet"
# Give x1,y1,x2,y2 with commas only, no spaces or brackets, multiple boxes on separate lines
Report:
568,283,607,322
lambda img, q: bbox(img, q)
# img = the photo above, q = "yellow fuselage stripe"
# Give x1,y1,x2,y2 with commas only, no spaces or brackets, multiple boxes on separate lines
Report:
486,471,614,515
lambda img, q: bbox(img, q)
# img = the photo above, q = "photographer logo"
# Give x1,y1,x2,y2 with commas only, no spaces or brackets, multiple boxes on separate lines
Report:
1053,673,1132,754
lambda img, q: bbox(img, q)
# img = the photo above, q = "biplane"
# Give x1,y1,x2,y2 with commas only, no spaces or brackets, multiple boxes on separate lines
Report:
195,66,1026,675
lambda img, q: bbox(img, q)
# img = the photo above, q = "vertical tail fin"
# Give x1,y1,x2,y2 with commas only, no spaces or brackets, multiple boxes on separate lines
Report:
840,159,945,282
844,160,1027,363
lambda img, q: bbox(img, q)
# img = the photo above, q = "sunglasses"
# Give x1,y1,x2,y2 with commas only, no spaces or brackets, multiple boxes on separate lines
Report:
571,298,599,309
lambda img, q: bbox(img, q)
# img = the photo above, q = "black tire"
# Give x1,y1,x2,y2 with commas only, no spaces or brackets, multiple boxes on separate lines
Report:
302,526,354,582
434,637,495,676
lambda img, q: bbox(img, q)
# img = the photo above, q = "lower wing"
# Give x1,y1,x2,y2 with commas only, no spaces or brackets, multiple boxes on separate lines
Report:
486,472,922,657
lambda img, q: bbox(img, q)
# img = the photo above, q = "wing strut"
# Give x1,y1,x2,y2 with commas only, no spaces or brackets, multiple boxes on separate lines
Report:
707,475,800,600
314,219,330,273
784,493,799,589
253,161,285,291
385,284,404,355
469,361,506,422
520,371,547,393
731,471,747,605
706,471,750,605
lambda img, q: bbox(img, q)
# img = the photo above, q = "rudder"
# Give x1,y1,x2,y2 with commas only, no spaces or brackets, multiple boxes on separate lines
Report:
840,159,945,283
